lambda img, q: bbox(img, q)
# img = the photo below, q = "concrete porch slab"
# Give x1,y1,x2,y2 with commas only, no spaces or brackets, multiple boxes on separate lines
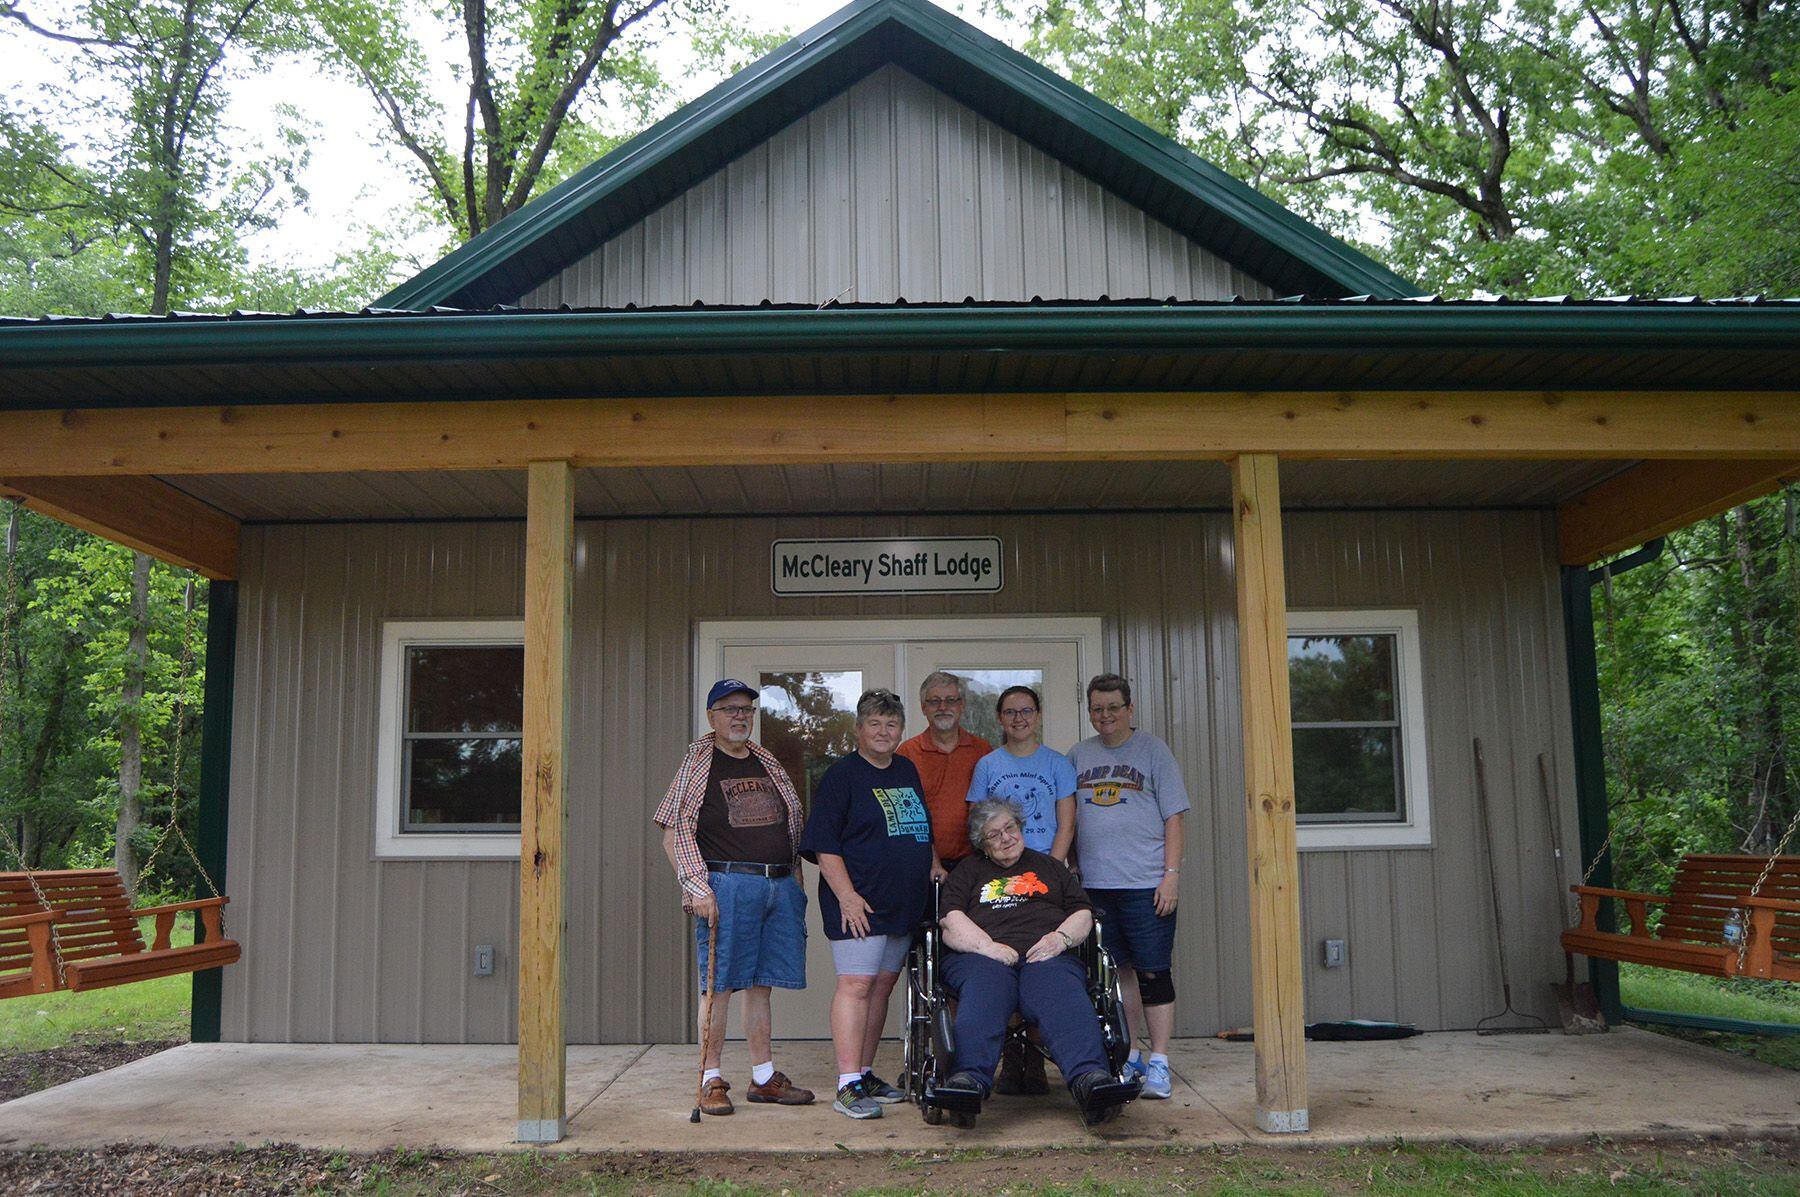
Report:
0,1029,1793,1154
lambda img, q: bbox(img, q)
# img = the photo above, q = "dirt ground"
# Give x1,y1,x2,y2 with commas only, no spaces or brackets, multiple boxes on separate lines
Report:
0,1040,181,1104
0,1137,1796,1196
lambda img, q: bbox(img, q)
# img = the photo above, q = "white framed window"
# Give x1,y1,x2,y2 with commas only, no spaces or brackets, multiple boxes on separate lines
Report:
1288,609,1432,851
374,619,525,860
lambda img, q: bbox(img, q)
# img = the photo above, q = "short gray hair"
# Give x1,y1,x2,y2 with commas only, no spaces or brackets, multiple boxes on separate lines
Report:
967,798,1024,854
855,688,906,726
918,670,967,703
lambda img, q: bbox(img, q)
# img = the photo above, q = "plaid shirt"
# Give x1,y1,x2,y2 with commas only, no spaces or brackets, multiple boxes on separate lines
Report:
653,732,803,904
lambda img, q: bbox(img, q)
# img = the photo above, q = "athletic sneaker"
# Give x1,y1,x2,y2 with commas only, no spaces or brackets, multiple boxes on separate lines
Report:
1122,1055,1146,1083
860,1070,905,1104
1142,1056,1173,1099
833,1078,883,1119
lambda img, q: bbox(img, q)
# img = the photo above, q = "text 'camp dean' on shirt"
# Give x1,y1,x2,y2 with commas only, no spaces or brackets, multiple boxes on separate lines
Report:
1066,729,1192,890
799,751,935,940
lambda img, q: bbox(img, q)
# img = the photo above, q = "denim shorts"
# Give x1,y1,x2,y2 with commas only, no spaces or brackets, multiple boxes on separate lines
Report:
1086,886,1176,974
693,870,807,992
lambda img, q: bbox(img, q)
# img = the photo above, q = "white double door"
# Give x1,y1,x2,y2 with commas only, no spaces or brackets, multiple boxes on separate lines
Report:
698,617,1102,1038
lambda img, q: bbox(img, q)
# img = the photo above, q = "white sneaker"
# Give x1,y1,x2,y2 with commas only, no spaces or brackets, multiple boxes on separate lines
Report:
1142,1056,1173,1099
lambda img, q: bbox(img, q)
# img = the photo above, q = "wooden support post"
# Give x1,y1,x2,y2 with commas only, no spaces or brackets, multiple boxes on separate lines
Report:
518,460,574,1144
1231,453,1309,1134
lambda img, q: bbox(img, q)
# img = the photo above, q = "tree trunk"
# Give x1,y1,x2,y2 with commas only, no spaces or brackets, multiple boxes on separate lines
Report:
115,551,152,894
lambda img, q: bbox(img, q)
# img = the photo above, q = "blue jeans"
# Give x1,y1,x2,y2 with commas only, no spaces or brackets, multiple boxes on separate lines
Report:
1086,886,1175,975
693,870,807,992
940,952,1108,1093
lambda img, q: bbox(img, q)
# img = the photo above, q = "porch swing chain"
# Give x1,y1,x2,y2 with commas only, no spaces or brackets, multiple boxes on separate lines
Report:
0,501,72,980
134,576,222,908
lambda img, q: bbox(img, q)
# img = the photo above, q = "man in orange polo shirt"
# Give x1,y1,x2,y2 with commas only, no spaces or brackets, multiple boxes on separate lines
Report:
897,671,992,881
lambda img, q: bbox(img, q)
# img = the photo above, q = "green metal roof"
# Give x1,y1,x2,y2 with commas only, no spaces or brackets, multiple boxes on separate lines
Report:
4,299,1798,410
375,0,1419,310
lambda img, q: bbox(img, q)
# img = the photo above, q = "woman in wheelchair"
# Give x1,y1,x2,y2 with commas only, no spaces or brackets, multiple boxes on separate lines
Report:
923,798,1139,1127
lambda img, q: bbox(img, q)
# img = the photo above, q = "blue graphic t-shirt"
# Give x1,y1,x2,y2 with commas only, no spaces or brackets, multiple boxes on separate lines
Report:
966,745,1077,854
800,751,934,941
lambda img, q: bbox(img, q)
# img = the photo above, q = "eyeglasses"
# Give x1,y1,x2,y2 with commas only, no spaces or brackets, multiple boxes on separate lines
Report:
1088,703,1128,717
710,704,756,717
999,706,1037,719
983,822,1022,845
922,696,964,708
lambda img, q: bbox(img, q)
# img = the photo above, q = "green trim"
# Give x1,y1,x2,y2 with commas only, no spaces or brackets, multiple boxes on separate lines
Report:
376,0,1416,310
190,579,237,1044
1624,1006,1800,1037
1561,563,1623,1022
7,304,1797,379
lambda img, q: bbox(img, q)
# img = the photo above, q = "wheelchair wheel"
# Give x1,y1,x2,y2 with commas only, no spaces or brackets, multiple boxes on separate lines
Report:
901,940,931,1101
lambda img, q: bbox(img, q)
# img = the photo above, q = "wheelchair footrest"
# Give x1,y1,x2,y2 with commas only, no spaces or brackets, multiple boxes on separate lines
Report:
1084,1079,1141,1111
922,1081,984,1113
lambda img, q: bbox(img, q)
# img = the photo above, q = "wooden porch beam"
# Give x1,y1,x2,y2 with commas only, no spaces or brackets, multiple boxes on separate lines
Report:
1231,453,1309,1134
1558,459,1800,565
2,391,1800,476
518,460,574,1144
1,475,238,580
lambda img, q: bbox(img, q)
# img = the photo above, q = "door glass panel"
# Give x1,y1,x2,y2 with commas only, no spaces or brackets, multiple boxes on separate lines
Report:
757,670,862,815
942,667,1044,748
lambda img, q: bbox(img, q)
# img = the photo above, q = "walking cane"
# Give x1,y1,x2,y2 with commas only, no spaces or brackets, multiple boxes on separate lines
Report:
690,910,720,1123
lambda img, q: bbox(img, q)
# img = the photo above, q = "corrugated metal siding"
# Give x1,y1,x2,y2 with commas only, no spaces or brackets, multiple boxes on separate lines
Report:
221,508,1579,1043
517,67,1277,308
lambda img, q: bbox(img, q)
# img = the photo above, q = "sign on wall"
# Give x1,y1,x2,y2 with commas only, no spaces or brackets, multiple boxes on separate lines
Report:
772,537,1004,596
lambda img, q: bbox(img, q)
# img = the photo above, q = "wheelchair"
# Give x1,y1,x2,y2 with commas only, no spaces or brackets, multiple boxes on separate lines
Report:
898,885,1143,1127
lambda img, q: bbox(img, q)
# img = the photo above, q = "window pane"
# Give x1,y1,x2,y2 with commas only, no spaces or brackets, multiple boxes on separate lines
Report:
1288,634,1396,724
1293,727,1402,821
404,738,522,829
407,645,524,733
758,670,862,815
949,668,1045,748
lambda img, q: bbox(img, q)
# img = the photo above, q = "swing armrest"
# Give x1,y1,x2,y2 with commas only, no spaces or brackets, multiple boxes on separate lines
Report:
1742,895,1800,913
0,908,56,930
134,897,230,951
1570,885,1666,937
133,897,229,918
1569,885,1668,904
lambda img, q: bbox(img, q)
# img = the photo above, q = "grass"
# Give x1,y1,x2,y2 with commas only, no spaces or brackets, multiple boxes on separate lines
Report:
1619,961,1800,1071
0,913,195,1053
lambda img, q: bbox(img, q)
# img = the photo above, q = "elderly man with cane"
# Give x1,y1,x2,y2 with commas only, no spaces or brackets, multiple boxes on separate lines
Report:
655,678,815,1115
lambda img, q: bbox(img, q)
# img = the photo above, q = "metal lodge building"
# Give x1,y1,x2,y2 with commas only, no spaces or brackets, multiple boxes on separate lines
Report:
4,0,1799,1143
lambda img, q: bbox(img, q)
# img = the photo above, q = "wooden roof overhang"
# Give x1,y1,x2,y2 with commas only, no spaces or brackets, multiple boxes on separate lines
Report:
3,298,1799,580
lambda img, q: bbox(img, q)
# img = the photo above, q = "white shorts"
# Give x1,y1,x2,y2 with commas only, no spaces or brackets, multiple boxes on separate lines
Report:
829,933,910,976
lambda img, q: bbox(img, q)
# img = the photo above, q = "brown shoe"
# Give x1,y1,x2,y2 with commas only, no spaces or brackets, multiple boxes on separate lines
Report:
700,1077,734,1115
747,1071,815,1105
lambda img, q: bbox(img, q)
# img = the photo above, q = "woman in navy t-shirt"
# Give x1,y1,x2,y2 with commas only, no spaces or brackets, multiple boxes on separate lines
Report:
800,688,933,1120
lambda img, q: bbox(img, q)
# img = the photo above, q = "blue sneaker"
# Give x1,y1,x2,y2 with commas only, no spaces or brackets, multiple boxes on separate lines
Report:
1122,1055,1146,1083
1142,1056,1173,1099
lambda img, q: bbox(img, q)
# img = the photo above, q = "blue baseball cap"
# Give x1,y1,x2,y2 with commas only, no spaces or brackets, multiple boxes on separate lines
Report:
706,678,758,708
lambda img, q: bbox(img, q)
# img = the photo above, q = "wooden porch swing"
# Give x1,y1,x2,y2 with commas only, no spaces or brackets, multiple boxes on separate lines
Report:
0,516,240,999
1561,797,1800,983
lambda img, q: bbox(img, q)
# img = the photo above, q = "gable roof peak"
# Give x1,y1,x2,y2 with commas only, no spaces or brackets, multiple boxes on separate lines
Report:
377,0,1418,310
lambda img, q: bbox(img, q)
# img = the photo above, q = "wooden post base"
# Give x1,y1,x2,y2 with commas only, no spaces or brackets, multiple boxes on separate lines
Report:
517,1117,566,1144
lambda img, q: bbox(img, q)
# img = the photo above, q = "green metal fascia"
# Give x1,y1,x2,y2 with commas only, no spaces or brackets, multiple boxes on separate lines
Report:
376,0,1417,311
190,579,237,1044
6,305,1798,377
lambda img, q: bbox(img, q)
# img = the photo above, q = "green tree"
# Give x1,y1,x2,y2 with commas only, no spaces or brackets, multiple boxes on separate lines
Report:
306,0,717,243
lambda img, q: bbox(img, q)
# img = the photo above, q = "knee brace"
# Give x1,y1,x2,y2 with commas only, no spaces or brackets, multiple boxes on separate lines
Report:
1135,968,1175,1006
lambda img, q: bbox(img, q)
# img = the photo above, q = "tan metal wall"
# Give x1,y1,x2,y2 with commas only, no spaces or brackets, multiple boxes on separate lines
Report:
220,509,1580,1043
517,65,1277,309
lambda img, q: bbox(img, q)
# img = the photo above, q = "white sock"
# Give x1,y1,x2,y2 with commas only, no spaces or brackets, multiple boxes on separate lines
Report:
1128,1049,1143,1065
702,1067,722,1084
859,1064,875,1076
751,1060,775,1086
838,1072,864,1090
1149,1052,1169,1066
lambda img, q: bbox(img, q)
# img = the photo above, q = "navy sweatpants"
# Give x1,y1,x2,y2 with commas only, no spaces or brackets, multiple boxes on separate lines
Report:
940,951,1108,1092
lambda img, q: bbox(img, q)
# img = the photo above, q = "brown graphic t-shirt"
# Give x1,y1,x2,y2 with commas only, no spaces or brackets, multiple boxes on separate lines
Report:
696,748,792,866
940,848,1091,958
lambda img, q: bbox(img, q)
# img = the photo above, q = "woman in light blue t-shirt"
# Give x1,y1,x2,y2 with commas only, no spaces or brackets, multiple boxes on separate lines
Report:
966,685,1077,862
